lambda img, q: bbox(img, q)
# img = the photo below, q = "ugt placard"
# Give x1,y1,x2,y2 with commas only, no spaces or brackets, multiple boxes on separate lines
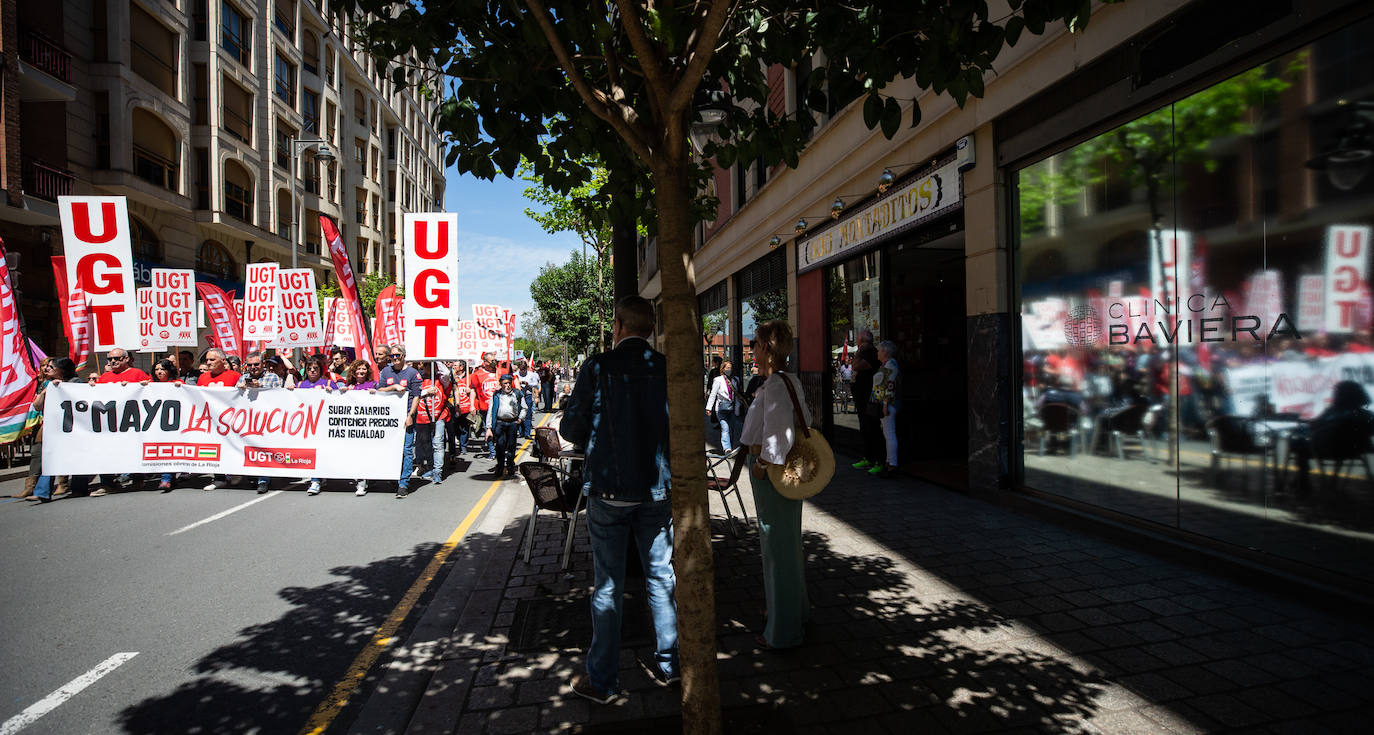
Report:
403,213,459,359
58,196,138,351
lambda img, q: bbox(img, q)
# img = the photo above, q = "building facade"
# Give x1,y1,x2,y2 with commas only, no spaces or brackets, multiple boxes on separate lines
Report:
1,0,445,354
645,0,1374,600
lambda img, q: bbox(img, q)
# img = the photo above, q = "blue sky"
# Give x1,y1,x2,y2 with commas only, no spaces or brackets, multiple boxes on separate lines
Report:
444,169,583,330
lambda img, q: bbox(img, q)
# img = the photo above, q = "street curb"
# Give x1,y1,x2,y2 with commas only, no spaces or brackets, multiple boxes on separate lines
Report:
1,467,28,483
347,481,528,734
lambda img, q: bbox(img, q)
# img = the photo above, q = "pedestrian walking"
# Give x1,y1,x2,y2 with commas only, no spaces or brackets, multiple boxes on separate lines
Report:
379,347,422,498
870,341,901,478
516,360,537,439
296,359,335,495
559,296,678,704
342,359,379,495
469,355,501,457
739,321,812,649
143,359,181,491
237,352,283,494
484,374,526,479
849,330,884,471
706,360,742,451
538,360,555,412
199,348,243,491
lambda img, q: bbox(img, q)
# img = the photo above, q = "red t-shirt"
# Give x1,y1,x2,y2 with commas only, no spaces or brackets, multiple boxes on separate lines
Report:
96,367,150,384
198,369,242,387
455,383,474,413
470,368,499,411
416,379,450,424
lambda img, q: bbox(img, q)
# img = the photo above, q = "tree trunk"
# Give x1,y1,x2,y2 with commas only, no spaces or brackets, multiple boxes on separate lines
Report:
654,154,722,735
612,211,638,301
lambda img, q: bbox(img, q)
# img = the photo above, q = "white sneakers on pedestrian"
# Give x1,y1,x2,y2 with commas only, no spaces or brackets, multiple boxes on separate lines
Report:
307,480,321,495
355,480,368,496
203,479,225,491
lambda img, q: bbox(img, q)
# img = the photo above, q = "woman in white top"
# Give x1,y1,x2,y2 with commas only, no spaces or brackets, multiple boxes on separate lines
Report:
705,360,742,452
738,320,811,649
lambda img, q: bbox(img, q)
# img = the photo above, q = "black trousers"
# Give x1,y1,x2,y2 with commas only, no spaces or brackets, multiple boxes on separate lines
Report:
856,397,883,462
493,420,519,471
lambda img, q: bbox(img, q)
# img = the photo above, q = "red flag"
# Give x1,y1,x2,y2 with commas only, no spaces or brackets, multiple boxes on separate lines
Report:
319,215,375,368
50,256,92,371
375,284,401,348
196,282,244,359
840,337,849,363
323,298,337,349
0,237,38,443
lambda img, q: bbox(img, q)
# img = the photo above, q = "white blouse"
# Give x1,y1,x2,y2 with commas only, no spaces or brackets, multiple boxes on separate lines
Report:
738,372,812,465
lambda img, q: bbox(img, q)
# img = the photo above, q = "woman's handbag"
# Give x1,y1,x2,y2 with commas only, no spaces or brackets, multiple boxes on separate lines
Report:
768,373,835,500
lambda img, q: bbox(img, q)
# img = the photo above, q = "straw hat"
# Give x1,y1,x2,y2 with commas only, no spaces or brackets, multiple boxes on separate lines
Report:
768,427,835,500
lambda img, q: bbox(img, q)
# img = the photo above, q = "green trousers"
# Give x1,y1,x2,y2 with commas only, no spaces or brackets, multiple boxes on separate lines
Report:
748,455,808,648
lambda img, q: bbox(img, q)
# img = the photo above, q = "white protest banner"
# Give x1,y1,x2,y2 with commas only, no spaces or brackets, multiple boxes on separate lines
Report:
328,297,356,346
136,288,166,352
1244,270,1284,333
1225,352,1374,419
243,262,279,340
473,303,505,330
1022,297,1067,350
403,213,459,359
269,269,324,348
43,382,406,478
149,268,198,346
1149,229,1191,307
1297,275,1325,335
58,196,138,350
1324,225,1370,334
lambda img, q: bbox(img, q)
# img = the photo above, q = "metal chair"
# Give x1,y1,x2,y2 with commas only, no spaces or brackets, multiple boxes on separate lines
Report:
1037,403,1081,456
1204,415,1267,483
706,446,751,536
517,461,584,570
1107,403,1150,460
535,426,582,477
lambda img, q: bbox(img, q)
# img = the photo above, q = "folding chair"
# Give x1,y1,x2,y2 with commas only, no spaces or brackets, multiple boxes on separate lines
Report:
706,446,751,536
535,426,582,476
517,461,585,570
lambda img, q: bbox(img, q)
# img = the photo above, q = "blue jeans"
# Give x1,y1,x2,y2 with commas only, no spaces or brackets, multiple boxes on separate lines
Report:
33,475,53,500
718,408,742,452
542,382,554,411
586,497,678,692
429,420,446,481
522,394,534,437
400,425,416,489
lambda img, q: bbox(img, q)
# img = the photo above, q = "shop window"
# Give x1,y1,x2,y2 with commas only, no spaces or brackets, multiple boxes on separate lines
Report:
736,249,788,378
1015,21,1374,586
826,252,882,435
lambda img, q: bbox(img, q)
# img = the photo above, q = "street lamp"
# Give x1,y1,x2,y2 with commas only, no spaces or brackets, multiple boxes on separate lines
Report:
289,135,336,269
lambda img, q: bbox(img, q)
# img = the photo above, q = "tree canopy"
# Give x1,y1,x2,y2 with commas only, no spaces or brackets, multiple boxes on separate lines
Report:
528,249,612,357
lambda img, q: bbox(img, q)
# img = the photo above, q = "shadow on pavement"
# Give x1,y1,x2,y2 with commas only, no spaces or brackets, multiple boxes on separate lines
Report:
117,540,466,734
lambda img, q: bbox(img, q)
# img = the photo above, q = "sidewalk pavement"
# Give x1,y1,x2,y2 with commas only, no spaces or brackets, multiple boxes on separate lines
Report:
349,453,1374,734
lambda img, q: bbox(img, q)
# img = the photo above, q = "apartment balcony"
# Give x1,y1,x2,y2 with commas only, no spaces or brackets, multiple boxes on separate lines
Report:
18,29,76,102
22,157,74,202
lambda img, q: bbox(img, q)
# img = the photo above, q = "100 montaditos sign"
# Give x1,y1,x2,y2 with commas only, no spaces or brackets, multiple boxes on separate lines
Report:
43,383,407,478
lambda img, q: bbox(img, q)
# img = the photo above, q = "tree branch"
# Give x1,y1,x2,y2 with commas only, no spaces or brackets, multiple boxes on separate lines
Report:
522,0,656,161
613,0,675,107
668,0,735,115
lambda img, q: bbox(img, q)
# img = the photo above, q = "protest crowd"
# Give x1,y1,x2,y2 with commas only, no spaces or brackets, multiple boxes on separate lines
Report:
17,347,573,502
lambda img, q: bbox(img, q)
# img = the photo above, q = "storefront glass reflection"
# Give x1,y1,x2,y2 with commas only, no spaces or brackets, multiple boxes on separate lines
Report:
740,286,786,381
827,252,882,433
1016,22,1374,584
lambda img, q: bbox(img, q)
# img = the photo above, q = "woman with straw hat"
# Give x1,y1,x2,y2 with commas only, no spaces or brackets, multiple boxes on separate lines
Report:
739,319,830,649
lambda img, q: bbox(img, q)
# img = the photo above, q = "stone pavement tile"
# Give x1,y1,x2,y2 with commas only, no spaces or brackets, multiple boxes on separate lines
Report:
1117,671,1193,701
538,698,590,730
1024,593,1077,613
467,683,516,710
454,712,488,735
1033,611,1086,633
1067,606,1126,628
484,705,540,734
1142,641,1210,667
1091,645,1169,675
1241,651,1316,680
1097,602,1158,623
1184,692,1268,729
1081,625,1147,651
1082,708,1164,734
583,695,646,727
1266,720,1344,735
1160,664,1241,696
1285,675,1365,711
1199,658,1278,688
1119,619,1182,643
516,677,566,705
1231,685,1318,721
1137,598,1196,618
1138,702,1222,734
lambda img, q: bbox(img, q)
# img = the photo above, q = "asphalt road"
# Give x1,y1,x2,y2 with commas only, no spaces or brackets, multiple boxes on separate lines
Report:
0,434,535,735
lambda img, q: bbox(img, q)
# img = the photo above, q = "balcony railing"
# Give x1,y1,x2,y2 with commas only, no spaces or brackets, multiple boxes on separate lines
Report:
354,210,365,224
21,29,72,83
274,14,295,40
23,158,74,202
133,145,179,192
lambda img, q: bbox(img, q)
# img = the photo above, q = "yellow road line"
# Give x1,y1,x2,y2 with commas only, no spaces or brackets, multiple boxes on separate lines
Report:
299,413,552,735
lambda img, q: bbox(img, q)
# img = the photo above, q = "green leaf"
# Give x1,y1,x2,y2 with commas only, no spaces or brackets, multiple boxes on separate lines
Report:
968,69,985,99
880,97,901,139
909,100,923,128
863,93,882,129
1005,16,1025,46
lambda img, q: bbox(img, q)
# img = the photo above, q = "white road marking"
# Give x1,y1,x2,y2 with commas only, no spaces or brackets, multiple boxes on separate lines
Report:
0,652,139,735
167,491,283,536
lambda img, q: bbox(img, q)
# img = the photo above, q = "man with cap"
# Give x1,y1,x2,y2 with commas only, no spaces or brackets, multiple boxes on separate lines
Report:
484,373,527,479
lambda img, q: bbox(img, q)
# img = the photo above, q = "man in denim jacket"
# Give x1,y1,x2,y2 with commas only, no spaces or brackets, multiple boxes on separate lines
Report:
560,295,677,703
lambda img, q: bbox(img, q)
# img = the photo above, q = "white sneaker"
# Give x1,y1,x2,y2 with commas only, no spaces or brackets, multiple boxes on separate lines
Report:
355,480,368,496
307,480,321,495
203,479,224,491
409,468,422,479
